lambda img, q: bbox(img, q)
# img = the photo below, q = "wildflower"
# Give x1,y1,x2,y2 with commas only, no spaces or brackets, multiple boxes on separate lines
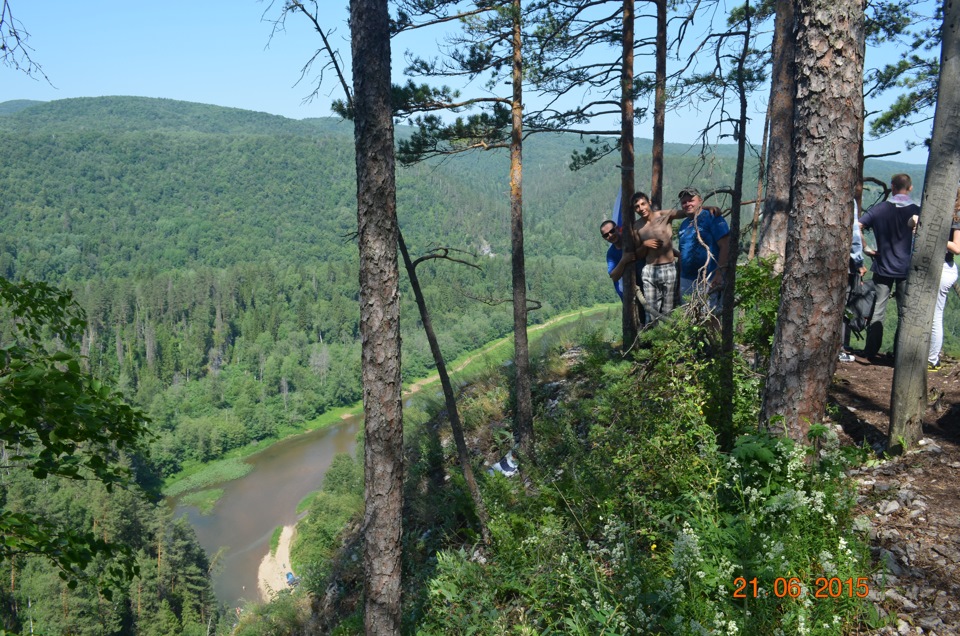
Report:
838,536,853,558
716,556,735,583
809,490,826,513
819,550,836,576
671,523,703,576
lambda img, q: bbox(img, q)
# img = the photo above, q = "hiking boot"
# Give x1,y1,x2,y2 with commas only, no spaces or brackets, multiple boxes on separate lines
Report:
928,361,942,372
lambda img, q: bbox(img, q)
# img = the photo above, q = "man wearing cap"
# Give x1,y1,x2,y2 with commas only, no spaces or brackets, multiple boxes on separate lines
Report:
671,187,730,309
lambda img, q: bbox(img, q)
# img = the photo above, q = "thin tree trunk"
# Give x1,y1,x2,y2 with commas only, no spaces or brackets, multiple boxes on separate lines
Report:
890,0,960,453
756,0,795,270
350,0,404,631
397,232,491,544
719,5,751,450
761,0,864,441
748,110,770,260
650,0,667,210
510,0,535,461
621,0,638,346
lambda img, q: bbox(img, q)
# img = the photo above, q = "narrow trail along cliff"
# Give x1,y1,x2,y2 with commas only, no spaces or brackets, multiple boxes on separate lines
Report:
830,355,960,634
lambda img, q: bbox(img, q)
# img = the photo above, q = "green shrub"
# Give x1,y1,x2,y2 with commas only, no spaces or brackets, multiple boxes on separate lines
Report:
734,256,782,368
406,317,872,634
233,591,305,636
289,453,363,594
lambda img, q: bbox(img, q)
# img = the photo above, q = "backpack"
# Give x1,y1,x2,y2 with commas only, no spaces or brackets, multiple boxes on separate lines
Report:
844,277,876,339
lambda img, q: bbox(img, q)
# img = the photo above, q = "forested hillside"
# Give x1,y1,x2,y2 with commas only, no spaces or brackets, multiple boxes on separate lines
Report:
0,96,929,476
0,95,934,634
0,97,702,475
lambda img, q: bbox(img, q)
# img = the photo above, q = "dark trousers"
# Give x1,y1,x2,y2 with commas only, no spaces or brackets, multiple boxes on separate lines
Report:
863,274,907,358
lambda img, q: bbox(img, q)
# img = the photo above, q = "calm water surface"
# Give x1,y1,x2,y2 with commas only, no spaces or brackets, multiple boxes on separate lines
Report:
172,415,361,609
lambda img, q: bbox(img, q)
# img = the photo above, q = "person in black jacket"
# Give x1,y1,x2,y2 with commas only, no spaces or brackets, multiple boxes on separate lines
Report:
859,174,921,361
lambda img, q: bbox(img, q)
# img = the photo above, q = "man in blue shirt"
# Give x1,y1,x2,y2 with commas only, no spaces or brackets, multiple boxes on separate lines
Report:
672,187,730,310
600,219,627,299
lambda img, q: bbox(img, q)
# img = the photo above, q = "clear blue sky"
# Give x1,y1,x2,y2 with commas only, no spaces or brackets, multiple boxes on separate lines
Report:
1,0,935,165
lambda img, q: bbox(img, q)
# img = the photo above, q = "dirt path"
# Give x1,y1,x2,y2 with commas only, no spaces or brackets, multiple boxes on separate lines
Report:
257,525,294,601
830,356,960,633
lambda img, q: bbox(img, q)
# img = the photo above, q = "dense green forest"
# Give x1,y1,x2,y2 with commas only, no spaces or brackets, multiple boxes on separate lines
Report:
2,469,225,634
0,96,934,475
0,276,226,634
0,97,731,473
0,97,932,633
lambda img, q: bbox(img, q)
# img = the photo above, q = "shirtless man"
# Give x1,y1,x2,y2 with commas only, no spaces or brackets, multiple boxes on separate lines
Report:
616,191,679,323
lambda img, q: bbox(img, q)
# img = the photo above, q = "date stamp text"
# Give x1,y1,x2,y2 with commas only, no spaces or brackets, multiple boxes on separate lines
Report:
733,576,870,599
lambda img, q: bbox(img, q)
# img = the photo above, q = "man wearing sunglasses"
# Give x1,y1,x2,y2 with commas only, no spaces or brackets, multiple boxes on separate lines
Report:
600,219,629,300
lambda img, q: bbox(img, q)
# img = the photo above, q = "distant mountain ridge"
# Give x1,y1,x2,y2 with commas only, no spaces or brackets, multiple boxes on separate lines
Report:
0,96,926,285
0,99,44,115
1,97,925,170
0,96,332,136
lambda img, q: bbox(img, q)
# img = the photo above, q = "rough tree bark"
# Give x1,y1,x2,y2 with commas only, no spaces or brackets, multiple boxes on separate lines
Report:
889,0,960,453
350,0,403,631
761,0,864,441
755,0,795,270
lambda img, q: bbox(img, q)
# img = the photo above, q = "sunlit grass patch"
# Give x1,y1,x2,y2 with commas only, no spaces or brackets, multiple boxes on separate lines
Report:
270,525,284,556
296,490,320,515
177,488,224,514
163,456,253,497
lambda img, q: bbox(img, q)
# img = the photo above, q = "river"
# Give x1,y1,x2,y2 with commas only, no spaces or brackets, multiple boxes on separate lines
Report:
172,416,361,609
171,308,614,609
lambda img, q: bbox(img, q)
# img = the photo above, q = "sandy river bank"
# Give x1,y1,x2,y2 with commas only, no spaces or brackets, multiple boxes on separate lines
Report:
257,525,295,601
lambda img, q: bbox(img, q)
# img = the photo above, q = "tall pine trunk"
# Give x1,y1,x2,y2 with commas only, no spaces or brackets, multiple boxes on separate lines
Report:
890,0,960,453
761,0,864,441
350,0,403,631
621,0,639,346
651,0,667,210
718,6,751,450
756,0,795,270
510,0,535,460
